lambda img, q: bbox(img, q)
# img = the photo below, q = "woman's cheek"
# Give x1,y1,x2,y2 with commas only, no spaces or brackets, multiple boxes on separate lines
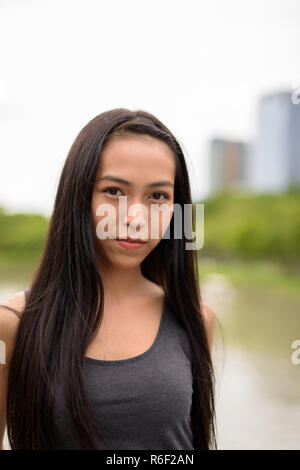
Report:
92,196,119,240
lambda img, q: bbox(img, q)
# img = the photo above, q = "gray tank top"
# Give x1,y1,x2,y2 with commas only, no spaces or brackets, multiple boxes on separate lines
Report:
24,288,194,450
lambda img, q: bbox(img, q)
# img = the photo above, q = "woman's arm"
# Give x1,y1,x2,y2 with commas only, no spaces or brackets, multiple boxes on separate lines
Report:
0,292,25,450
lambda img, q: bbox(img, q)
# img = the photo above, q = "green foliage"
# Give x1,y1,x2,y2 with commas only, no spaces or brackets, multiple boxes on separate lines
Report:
0,206,49,262
196,188,300,263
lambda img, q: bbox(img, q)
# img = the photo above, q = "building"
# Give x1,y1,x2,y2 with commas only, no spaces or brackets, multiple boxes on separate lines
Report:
209,138,248,193
248,90,300,192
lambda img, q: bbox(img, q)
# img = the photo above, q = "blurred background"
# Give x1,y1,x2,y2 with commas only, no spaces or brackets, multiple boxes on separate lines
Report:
0,0,299,450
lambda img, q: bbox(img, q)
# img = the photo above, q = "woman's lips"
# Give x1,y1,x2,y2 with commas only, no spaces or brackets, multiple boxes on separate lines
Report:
116,237,146,243
115,238,146,250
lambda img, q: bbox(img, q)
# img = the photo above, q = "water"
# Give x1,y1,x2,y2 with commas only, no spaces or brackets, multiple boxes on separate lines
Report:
1,269,299,449
202,273,300,449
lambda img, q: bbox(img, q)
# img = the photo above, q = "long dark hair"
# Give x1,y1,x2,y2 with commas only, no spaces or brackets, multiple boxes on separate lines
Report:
3,108,217,449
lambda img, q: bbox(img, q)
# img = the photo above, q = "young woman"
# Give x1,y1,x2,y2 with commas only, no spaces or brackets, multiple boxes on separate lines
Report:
0,108,217,450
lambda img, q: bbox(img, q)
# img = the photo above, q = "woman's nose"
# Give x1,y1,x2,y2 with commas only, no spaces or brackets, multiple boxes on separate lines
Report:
121,203,148,234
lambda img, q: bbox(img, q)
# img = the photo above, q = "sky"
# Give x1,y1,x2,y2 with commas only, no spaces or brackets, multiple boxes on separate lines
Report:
1,0,300,216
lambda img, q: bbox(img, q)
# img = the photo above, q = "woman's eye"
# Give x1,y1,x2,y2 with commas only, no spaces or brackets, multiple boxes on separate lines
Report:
103,187,123,197
102,188,169,202
151,192,169,202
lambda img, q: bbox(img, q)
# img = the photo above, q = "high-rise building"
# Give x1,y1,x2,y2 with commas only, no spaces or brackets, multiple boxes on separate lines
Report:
248,90,300,192
209,138,248,193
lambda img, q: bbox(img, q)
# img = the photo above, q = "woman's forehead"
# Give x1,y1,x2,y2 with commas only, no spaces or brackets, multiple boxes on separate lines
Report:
97,136,176,181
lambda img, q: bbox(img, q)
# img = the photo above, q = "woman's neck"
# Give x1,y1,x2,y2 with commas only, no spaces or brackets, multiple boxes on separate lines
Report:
96,261,148,301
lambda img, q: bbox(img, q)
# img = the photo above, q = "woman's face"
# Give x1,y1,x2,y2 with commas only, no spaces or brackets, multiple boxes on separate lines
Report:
91,134,176,269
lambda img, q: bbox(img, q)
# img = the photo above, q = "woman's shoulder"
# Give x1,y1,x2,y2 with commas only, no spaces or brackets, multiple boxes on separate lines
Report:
0,291,26,366
200,301,215,352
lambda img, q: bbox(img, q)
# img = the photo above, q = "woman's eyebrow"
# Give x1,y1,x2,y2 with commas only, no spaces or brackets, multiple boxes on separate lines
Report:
97,175,174,188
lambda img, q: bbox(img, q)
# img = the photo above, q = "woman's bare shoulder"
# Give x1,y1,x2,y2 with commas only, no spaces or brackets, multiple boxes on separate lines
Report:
200,301,215,352
0,291,26,365
0,290,26,319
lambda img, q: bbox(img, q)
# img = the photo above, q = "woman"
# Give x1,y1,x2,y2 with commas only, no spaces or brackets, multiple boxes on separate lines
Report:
0,108,217,450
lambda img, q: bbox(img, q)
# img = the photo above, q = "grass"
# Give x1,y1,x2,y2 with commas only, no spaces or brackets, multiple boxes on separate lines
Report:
197,256,300,298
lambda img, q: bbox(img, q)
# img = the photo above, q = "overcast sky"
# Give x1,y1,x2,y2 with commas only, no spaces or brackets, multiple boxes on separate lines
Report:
1,0,300,216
